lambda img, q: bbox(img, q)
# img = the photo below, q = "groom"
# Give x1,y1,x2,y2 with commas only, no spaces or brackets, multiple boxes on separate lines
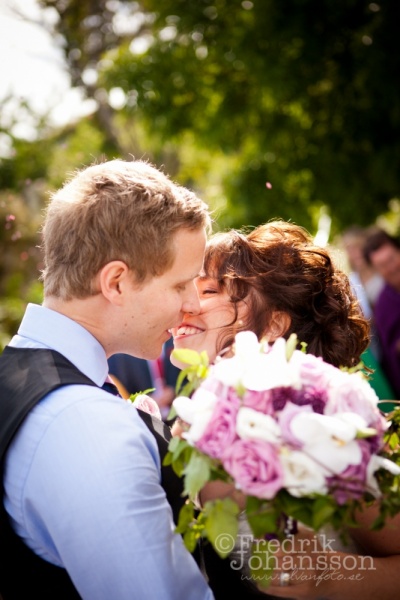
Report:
0,159,214,599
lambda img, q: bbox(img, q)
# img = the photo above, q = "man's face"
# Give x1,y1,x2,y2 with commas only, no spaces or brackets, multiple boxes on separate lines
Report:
121,227,207,359
370,243,400,292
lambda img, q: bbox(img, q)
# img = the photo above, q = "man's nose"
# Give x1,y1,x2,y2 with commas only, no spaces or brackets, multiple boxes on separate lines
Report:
182,285,201,315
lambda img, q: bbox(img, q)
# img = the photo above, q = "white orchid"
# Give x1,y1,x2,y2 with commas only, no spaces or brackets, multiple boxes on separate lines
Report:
173,388,217,443
305,439,362,476
289,411,363,474
213,332,301,392
236,406,281,443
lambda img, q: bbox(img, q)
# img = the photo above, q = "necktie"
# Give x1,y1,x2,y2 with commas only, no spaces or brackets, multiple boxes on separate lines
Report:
101,376,121,396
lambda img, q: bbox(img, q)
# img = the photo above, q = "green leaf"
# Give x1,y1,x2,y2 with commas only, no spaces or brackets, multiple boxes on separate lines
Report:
175,364,210,396
167,435,181,454
128,389,155,402
247,506,280,538
299,341,308,353
197,364,209,379
290,506,314,527
166,404,177,421
388,432,399,451
203,498,240,558
285,333,298,360
164,438,194,477
183,528,200,553
199,350,210,366
175,501,195,534
175,501,206,553
166,436,189,459
175,368,190,395
356,427,378,439
172,348,203,366
183,451,211,499
311,497,336,530
246,495,264,513
172,349,210,396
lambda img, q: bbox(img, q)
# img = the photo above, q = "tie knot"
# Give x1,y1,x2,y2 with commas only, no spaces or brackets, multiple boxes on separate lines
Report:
102,377,121,396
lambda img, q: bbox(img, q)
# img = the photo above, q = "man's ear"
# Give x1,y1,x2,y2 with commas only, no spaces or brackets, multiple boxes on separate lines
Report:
99,260,131,305
264,311,291,342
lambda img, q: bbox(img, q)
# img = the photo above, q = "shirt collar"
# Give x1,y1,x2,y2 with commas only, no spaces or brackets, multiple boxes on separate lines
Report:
11,303,109,386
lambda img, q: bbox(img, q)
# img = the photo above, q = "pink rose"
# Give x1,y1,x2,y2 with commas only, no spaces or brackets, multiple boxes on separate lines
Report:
291,351,337,389
199,375,226,395
132,394,162,420
222,439,284,499
326,372,385,431
243,389,274,415
195,391,240,459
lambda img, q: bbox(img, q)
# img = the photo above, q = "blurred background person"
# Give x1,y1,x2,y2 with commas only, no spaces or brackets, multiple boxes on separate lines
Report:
363,228,400,400
341,226,394,401
342,225,384,331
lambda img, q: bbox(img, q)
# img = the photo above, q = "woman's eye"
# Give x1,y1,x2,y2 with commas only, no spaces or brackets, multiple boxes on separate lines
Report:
203,288,218,295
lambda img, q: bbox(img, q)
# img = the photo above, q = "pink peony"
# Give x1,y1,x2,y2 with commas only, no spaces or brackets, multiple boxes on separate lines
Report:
222,438,284,499
195,390,240,459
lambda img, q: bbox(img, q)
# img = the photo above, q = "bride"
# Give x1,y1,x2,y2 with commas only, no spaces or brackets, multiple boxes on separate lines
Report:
170,220,400,599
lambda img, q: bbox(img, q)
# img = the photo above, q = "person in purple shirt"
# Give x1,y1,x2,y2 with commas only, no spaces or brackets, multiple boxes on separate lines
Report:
363,228,400,398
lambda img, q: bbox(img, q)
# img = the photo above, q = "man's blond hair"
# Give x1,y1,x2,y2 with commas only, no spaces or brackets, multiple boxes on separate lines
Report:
41,159,211,299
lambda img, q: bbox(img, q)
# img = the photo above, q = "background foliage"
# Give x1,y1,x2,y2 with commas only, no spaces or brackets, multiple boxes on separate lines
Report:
0,0,399,345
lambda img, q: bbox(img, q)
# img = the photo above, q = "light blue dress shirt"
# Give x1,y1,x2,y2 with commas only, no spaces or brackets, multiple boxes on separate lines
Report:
4,304,214,600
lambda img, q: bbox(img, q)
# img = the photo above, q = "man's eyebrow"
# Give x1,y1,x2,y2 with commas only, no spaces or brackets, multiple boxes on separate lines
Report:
178,272,202,285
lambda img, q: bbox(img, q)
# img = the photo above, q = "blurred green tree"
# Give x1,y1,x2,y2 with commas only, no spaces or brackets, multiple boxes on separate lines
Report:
1,0,399,344
99,0,400,232
0,189,43,348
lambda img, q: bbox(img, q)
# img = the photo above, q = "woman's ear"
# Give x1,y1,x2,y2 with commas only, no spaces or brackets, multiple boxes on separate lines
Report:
98,260,130,305
264,311,291,342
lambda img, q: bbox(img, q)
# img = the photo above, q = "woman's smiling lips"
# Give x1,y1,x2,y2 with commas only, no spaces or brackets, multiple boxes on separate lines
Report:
172,323,205,340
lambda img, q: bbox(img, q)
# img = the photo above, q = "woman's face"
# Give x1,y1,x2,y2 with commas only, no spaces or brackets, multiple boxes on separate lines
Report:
170,273,246,367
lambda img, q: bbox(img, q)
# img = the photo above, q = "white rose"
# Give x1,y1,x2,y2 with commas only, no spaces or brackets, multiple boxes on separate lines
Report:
280,449,328,497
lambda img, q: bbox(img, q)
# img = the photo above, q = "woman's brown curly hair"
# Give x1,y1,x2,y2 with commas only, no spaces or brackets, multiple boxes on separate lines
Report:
203,221,370,368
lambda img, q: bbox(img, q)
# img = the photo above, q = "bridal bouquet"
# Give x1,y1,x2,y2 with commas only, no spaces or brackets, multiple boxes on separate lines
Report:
165,332,400,578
